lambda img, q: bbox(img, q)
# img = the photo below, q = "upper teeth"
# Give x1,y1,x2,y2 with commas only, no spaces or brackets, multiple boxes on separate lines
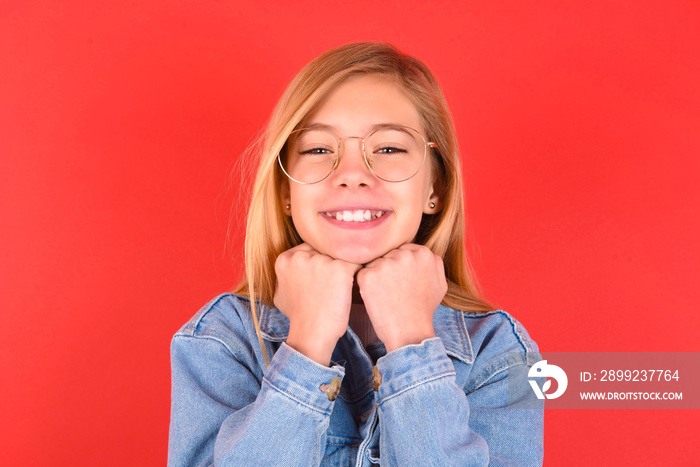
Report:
324,210,385,222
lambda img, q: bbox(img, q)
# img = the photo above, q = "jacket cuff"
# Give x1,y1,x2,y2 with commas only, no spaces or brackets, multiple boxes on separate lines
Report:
263,342,346,415
375,337,455,402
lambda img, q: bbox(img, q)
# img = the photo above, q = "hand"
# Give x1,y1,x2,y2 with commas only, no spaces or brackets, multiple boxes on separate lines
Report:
356,244,448,353
274,243,362,365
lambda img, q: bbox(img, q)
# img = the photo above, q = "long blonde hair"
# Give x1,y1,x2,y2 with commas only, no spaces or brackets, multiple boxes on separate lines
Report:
234,42,492,366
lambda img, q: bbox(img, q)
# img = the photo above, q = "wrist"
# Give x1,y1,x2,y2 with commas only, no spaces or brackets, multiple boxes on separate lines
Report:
383,326,435,353
286,327,340,366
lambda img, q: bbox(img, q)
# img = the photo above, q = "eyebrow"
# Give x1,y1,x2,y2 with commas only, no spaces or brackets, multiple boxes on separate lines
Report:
298,122,417,136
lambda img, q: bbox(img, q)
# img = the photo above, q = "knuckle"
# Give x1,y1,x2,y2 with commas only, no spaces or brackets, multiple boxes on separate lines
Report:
356,268,371,284
275,254,288,271
294,251,311,266
310,253,326,265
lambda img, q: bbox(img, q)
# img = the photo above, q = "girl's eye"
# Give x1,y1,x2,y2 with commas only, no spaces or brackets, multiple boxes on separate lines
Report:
300,147,334,155
375,146,406,155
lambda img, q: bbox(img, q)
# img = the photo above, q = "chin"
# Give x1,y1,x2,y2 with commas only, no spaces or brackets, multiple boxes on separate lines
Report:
324,244,391,265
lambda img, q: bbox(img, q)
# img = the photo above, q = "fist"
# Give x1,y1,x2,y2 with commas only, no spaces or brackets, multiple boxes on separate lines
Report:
273,243,362,365
356,244,448,352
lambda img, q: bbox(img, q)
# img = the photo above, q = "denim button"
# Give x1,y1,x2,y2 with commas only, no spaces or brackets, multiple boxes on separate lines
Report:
320,376,342,401
373,366,382,390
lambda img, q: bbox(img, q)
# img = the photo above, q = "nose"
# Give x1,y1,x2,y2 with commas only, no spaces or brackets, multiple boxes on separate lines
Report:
331,136,375,188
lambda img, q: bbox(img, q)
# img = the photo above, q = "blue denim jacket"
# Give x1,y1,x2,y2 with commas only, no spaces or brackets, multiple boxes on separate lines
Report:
168,294,543,466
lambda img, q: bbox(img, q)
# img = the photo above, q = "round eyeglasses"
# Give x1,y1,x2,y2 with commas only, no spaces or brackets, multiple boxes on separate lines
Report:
277,125,438,184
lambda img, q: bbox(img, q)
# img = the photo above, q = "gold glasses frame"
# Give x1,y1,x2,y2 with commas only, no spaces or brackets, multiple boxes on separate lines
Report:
277,125,439,185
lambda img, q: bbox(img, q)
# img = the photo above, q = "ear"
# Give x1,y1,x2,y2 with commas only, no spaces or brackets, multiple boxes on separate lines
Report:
423,173,444,215
281,179,292,216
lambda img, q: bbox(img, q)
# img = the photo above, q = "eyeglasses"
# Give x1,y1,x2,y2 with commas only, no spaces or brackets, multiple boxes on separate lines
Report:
277,125,438,184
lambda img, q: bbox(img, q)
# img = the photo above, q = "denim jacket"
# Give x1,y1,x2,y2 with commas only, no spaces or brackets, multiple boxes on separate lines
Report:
168,294,543,466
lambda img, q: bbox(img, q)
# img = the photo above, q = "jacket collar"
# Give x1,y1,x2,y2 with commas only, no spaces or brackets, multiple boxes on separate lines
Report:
259,303,474,364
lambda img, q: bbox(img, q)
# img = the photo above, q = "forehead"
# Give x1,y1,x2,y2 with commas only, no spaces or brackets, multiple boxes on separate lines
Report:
303,74,424,135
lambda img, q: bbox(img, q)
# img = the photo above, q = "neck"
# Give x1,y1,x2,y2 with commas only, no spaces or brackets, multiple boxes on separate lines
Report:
349,281,379,346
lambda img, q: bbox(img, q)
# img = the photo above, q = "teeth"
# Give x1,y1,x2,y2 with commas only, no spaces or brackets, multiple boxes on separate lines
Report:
325,210,386,222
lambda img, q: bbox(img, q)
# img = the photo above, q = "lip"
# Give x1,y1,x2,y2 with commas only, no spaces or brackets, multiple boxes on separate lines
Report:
318,208,392,230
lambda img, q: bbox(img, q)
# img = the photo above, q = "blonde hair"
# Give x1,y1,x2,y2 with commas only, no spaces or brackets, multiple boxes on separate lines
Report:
234,42,492,366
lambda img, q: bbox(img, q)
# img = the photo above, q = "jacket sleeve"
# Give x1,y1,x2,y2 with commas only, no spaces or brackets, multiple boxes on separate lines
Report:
375,337,543,466
168,336,345,467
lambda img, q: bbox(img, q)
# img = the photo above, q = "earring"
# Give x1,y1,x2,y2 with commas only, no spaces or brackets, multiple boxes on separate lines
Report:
285,204,291,210
429,202,435,209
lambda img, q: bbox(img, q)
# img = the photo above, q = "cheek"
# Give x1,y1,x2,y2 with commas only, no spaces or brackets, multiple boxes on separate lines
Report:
414,171,435,210
288,191,316,238
398,188,428,234
288,185,307,214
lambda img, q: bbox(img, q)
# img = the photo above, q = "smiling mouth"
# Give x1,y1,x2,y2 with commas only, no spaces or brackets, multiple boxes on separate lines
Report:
322,209,387,223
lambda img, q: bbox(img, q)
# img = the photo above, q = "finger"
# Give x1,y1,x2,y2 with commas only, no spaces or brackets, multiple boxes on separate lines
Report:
434,256,448,294
334,259,362,277
435,255,446,280
367,244,420,264
361,256,385,269
286,243,328,262
397,243,422,251
278,243,312,260
341,260,363,275
373,248,403,262
288,242,315,253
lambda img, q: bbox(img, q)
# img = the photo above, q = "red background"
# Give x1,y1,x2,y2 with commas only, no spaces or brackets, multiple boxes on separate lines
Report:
2,1,699,465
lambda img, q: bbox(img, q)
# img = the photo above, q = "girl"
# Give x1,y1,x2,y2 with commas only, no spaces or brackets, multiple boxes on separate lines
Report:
169,42,543,466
